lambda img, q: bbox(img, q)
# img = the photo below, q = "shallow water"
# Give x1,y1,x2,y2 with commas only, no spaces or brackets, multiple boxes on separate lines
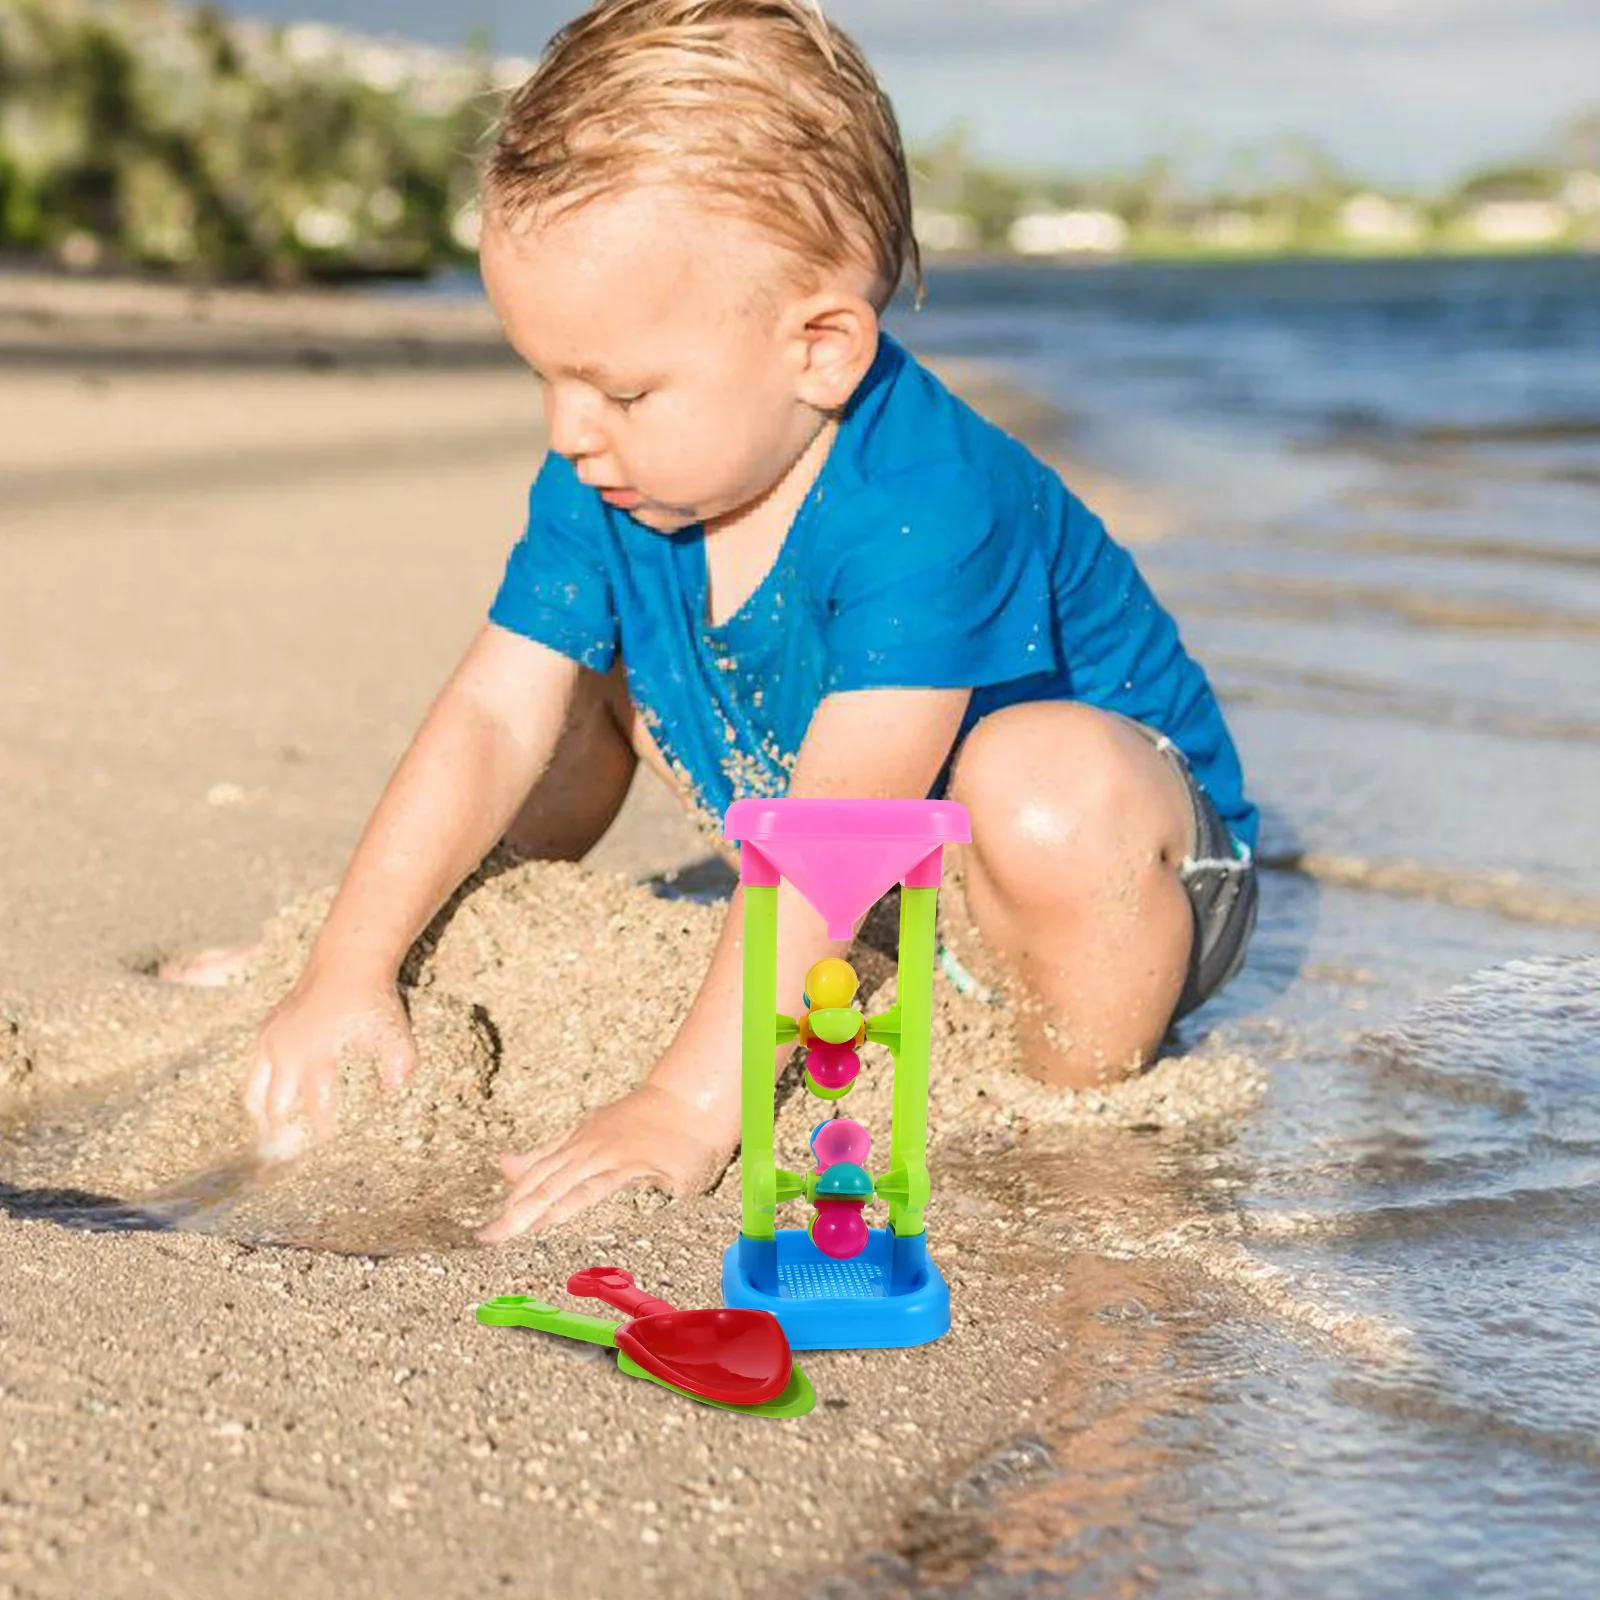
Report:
824,256,1600,1596
822,957,1600,1600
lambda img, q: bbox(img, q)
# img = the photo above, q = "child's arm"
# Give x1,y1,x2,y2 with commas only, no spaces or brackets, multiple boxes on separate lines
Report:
479,684,972,1242
242,623,584,1150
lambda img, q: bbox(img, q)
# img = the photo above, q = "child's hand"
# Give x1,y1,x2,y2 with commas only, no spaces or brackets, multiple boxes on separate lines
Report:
478,1082,737,1243
241,965,418,1158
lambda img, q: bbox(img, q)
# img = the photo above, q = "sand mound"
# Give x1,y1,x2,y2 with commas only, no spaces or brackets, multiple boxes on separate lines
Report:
1,858,1267,1260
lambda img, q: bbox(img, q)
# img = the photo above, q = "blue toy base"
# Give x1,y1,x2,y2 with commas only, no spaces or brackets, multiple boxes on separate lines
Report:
721,1226,950,1350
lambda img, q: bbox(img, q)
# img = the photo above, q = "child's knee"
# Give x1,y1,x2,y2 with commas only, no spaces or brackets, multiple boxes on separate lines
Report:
949,703,1190,907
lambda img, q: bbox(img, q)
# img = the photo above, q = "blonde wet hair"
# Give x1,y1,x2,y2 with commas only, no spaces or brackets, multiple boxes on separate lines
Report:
484,0,923,312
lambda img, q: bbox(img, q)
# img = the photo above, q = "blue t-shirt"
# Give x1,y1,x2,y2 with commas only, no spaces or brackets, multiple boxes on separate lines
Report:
489,331,1258,852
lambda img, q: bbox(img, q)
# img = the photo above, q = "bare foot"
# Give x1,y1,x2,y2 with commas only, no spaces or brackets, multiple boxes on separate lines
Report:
157,944,260,988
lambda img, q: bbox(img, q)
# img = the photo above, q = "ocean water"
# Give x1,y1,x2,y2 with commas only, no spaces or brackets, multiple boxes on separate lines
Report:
826,255,1600,1597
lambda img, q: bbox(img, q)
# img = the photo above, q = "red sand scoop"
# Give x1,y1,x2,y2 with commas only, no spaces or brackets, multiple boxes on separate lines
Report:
565,1267,793,1407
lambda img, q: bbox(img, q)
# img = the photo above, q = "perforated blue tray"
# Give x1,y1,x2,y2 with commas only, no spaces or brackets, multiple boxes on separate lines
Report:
721,1225,950,1350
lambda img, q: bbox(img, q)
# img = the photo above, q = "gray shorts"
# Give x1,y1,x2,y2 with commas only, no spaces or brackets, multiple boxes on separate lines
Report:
934,713,1258,1027
1119,716,1258,1022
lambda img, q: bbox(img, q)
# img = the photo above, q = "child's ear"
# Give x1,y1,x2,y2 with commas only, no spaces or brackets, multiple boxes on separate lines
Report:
786,292,879,412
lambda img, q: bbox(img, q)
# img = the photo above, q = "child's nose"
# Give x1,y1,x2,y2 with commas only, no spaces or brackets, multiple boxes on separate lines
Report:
544,386,608,463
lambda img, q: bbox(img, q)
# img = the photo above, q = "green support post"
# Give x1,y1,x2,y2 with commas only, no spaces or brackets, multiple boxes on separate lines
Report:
886,885,938,1238
740,884,780,1240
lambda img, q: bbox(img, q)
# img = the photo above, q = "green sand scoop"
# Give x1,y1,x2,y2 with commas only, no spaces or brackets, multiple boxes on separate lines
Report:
475,1296,816,1418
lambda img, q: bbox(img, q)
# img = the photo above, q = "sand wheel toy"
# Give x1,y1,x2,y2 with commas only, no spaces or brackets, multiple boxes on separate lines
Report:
720,798,970,1351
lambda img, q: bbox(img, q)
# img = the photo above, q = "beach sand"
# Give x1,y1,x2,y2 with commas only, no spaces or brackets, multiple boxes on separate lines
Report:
2,271,1273,1599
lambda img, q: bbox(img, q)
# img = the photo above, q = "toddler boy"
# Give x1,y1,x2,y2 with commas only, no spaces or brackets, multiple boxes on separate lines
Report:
234,0,1258,1242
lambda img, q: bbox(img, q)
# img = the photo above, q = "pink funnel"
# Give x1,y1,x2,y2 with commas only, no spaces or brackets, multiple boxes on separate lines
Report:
725,799,971,939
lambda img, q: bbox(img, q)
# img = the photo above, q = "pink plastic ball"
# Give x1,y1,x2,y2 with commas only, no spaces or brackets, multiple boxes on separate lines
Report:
812,1118,872,1170
806,1039,861,1092
810,1200,869,1261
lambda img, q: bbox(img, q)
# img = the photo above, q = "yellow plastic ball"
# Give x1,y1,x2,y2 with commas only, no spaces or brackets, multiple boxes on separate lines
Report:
803,957,859,1010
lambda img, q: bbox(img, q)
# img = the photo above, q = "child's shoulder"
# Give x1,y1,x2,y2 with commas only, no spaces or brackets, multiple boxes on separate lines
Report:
839,332,1056,506
524,445,594,512
823,332,1065,543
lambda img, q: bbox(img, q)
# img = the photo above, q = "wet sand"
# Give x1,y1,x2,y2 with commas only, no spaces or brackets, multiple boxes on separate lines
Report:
0,271,1273,1599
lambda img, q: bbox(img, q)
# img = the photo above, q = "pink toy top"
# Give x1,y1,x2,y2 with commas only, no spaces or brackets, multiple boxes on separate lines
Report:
725,799,971,939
